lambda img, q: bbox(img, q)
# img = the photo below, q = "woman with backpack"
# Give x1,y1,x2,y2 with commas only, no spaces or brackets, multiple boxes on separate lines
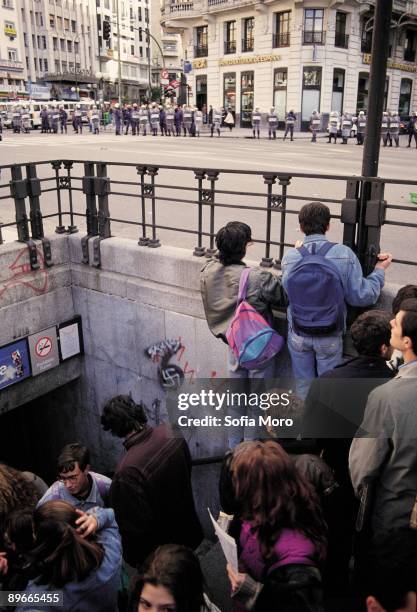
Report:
200,222,287,446
225,441,326,612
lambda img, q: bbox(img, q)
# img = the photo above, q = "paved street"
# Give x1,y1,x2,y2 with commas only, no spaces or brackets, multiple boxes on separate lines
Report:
1,128,416,285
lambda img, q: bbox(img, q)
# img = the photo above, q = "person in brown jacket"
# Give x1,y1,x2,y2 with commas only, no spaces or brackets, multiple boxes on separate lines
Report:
101,395,203,569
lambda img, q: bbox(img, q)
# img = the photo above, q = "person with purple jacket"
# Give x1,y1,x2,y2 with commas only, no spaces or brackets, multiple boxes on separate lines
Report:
225,441,326,611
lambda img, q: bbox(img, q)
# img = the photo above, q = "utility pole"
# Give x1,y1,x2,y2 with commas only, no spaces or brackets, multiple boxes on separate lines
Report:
358,0,393,274
116,0,122,106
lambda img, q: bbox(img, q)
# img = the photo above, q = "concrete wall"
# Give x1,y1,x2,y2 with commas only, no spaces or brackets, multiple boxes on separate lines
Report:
0,233,402,480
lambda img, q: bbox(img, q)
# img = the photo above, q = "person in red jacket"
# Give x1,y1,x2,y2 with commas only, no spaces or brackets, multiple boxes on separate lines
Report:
101,395,203,569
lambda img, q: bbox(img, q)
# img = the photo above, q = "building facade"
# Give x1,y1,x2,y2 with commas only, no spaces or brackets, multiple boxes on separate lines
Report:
161,0,417,128
0,0,27,100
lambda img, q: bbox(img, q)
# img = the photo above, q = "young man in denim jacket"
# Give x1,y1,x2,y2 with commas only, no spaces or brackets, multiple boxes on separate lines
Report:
282,202,392,398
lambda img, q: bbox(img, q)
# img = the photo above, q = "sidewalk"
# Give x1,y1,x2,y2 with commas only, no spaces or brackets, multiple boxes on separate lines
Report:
196,126,324,139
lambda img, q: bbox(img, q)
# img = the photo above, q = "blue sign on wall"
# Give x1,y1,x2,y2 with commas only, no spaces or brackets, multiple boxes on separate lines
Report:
0,338,31,391
183,61,192,74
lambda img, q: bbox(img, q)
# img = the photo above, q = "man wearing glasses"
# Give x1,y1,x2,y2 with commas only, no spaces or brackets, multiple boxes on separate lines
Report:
37,442,113,536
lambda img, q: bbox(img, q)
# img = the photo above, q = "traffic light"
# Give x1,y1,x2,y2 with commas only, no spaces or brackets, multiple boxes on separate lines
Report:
103,20,111,40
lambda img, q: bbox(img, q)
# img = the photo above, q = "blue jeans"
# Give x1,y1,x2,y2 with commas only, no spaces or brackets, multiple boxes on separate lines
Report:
227,349,276,448
287,328,343,399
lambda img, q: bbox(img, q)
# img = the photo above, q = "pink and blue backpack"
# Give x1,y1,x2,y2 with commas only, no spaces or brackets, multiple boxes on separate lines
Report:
226,268,284,370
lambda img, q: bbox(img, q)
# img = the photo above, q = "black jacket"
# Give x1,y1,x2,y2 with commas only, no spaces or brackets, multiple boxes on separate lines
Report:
110,425,203,568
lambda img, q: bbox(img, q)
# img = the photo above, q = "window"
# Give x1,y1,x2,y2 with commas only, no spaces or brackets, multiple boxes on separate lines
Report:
8,47,18,61
44,58,48,71
145,7,148,21
131,44,134,54
97,14,101,30
32,35,36,48
62,61,67,71
25,56,29,68
57,16,62,29
42,35,47,49
55,59,60,71
69,61,74,70
34,57,37,70
2,0,14,8
356,73,387,112
64,18,69,30
67,40,72,51
60,38,65,51
331,68,345,113
40,14,43,25
139,29,142,42
404,30,416,62
39,58,43,71
335,12,348,48
361,17,372,53
273,68,287,123
242,17,254,52
301,66,322,124
75,62,80,70
139,46,143,57
49,14,55,27
224,20,236,54
53,37,57,50
223,72,236,111
71,20,76,32
240,71,254,127
195,25,208,57
273,11,291,47
37,35,41,48
130,7,133,19
104,0,109,8
399,78,412,115
138,7,142,20
74,41,79,53
303,9,324,44
23,32,28,46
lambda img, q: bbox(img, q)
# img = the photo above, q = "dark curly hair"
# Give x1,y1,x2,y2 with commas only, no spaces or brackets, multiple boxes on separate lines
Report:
101,394,148,438
350,310,391,357
0,464,39,535
215,221,252,266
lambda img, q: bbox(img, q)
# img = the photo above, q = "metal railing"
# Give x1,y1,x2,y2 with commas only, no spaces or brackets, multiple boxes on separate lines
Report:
272,32,290,47
241,37,254,52
334,32,349,48
302,30,326,45
0,160,417,276
194,44,208,57
224,40,236,54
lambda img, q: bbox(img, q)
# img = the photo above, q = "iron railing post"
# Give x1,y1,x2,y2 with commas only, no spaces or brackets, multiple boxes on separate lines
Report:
147,166,160,248
10,164,38,269
81,162,98,264
193,169,206,257
341,179,361,251
274,174,291,269
51,161,66,233
26,164,43,240
261,174,277,267
137,165,149,246
205,170,219,257
64,161,78,233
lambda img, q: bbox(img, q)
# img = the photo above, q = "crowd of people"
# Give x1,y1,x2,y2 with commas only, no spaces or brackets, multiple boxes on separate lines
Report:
1,203,417,611
2,101,417,146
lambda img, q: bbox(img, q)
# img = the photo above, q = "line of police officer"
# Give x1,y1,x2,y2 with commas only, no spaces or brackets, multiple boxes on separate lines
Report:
111,102,206,138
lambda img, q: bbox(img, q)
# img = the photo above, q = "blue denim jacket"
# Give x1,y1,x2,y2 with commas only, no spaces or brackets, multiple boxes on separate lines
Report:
282,234,385,332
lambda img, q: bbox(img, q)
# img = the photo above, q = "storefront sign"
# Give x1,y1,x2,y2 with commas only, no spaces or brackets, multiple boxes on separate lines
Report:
28,326,59,376
219,54,281,67
192,59,207,69
0,338,31,391
362,53,417,73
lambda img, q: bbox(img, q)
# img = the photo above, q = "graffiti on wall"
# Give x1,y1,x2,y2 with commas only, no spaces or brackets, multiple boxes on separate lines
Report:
0,247,49,300
145,336,218,390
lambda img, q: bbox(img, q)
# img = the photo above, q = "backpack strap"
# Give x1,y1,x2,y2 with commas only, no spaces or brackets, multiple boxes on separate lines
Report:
317,241,335,257
237,268,251,304
296,245,310,258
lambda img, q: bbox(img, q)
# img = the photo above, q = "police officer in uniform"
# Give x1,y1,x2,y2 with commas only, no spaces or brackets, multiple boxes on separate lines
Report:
183,105,193,136
194,107,203,137
40,105,49,133
407,111,417,148
130,103,139,135
356,111,366,145
149,103,160,136
381,111,390,146
211,108,221,137
139,104,149,136
340,111,352,144
59,105,68,134
165,105,175,136
51,105,60,134
309,110,321,143
114,103,122,135
388,110,400,147
159,105,167,136
90,105,101,134
267,107,278,140
74,104,83,134
328,111,339,143
251,107,262,139
21,107,31,134
283,110,296,141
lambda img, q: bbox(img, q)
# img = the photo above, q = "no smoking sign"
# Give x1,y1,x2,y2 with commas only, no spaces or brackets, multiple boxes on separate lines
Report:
35,336,52,358
28,326,59,375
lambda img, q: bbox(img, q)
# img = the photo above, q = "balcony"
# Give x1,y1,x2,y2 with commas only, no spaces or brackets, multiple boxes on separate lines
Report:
241,37,254,52
303,30,325,45
224,40,236,54
167,1,194,14
404,49,416,61
272,32,290,47
194,44,208,57
334,32,349,48
0,58,24,72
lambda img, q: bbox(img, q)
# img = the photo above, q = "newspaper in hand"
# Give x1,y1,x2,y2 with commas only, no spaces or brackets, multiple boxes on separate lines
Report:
208,508,238,572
